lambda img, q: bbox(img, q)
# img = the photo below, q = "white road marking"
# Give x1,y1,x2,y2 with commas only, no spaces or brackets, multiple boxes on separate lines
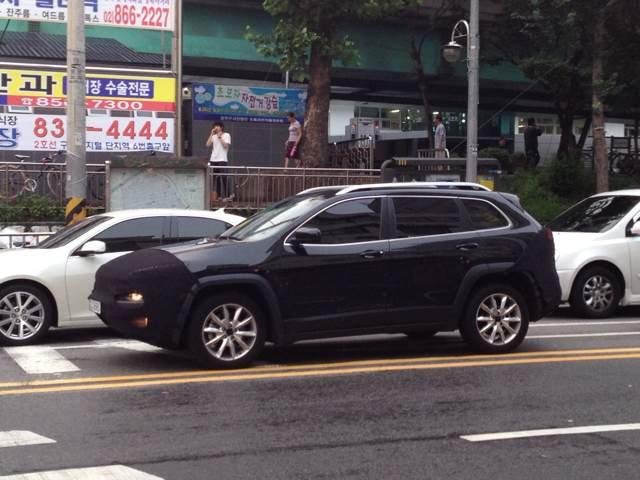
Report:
0,431,55,448
533,320,640,327
94,340,163,352
3,346,80,374
528,331,640,339
461,423,640,442
0,465,164,480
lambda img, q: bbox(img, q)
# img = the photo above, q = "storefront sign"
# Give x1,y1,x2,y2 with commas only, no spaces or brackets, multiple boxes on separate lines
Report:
0,113,174,152
0,0,175,31
0,69,176,112
192,83,306,124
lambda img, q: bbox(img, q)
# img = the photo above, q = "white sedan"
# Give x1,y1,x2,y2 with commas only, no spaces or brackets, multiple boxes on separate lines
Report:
0,208,245,345
550,190,640,318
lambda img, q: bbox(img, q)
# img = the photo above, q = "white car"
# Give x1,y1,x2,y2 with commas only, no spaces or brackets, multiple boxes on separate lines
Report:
550,190,640,318
0,208,245,346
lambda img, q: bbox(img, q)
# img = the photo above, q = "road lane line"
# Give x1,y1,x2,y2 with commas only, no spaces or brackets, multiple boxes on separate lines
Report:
2,351,640,396
0,431,55,448
533,320,640,327
2,346,640,389
3,346,80,374
461,423,640,442
529,331,640,339
0,465,163,479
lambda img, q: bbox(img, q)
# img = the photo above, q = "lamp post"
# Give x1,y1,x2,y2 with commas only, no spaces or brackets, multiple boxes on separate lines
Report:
442,0,479,182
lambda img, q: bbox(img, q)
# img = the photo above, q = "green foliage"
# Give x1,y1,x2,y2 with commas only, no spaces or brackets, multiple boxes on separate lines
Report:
479,147,511,173
541,155,592,199
0,194,64,223
246,0,419,80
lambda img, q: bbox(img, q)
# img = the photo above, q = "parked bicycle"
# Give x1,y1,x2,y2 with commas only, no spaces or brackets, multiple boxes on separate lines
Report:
0,151,65,200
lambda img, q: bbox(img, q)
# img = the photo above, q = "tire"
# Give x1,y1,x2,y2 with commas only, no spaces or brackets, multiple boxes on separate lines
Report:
570,266,621,319
459,284,529,354
0,283,53,346
187,293,266,369
405,330,438,340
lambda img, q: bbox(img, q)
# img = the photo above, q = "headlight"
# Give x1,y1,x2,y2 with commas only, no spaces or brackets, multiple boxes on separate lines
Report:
116,292,144,303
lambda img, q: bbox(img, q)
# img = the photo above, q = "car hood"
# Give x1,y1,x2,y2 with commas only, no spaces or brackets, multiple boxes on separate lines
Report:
552,232,598,255
0,247,56,273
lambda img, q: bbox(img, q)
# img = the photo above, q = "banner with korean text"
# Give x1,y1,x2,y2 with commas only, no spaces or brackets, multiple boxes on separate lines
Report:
0,0,175,31
192,83,306,124
0,68,175,152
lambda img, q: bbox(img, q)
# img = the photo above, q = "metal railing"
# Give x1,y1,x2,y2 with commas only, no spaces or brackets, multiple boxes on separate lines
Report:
0,162,106,207
208,165,381,210
417,148,451,159
329,137,375,169
0,231,54,249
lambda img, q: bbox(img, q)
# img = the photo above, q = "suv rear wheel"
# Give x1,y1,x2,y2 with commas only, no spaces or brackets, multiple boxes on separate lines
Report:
460,284,529,353
570,266,621,319
188,293,266,369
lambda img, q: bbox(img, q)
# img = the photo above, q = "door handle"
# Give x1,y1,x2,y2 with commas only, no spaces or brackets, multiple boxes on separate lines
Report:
360,250,385,259
456,242,479,251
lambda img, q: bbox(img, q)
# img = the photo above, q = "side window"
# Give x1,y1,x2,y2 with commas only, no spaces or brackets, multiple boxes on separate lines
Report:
169,217,230,243
393,197,463,238
93,217,164,253
303,198,381,244
462,199,509,230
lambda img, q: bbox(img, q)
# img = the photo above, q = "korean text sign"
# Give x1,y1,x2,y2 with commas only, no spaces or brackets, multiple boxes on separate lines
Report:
0,0,175,31
192,83,306,124
0,69,176,112
0,113,174,153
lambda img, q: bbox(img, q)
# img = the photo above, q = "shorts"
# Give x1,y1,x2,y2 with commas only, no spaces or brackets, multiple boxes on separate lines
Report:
285,141,299,159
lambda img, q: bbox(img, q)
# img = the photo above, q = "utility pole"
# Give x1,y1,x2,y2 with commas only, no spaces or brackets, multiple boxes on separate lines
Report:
172,0,183,156
466,0,479,182
65,0,87,224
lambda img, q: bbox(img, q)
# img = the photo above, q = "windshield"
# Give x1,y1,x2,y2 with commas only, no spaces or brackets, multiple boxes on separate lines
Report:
221,192,335,241
38,215,111,248
548,196,640,233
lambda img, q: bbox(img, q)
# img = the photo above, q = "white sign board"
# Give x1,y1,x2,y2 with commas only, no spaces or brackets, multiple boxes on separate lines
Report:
0,113,174,153
0,0,175,31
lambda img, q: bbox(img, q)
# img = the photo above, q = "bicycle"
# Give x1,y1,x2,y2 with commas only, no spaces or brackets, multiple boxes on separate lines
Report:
0,151,65,201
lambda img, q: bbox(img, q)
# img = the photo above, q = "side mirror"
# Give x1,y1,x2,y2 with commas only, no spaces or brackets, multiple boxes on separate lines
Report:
77,240,107,257
288,227,321,246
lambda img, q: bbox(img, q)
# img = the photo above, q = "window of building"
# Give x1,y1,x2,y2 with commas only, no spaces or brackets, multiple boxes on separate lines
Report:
516,116,560,135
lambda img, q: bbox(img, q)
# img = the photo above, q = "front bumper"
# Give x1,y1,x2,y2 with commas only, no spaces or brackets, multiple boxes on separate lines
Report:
90,248,195,349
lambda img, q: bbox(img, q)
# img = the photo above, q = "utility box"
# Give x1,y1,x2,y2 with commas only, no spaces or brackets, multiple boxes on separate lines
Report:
105,157,210,211
381,157,501,190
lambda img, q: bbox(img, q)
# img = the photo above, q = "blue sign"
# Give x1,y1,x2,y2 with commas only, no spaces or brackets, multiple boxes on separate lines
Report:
192,83,306,124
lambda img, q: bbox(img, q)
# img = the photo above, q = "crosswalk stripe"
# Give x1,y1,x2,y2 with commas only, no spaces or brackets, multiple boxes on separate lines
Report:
3,346,80,375
0,465,164,480
0,431,55,448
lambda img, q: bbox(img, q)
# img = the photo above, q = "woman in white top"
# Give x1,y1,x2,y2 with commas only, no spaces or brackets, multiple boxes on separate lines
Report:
284,112,303,168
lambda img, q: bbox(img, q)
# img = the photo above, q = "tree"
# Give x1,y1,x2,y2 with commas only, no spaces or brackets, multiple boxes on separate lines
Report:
248,0,419,167
493,0,596,159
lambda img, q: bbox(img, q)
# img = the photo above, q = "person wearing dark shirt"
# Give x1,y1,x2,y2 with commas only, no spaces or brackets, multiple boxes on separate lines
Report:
524,118,543,168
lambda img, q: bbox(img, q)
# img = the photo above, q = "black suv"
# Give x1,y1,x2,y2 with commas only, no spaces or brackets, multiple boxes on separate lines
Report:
90,183,561,368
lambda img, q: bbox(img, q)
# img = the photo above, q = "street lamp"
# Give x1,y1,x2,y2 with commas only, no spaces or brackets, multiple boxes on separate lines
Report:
442,0,479,183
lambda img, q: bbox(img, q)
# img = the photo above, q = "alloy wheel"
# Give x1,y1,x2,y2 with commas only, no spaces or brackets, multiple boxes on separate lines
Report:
201,303,258,361
582,275,614,313
0,291,46,341
475,293,522,346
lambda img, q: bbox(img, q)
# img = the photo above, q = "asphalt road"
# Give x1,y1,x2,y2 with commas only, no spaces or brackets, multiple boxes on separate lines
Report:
2,308,640,479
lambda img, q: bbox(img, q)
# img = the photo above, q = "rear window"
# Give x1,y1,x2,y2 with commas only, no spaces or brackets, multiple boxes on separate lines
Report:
548,196,640,233
462,199,509,230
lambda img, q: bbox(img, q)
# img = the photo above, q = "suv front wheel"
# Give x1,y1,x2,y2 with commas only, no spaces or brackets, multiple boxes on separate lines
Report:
188,293,267,369
460,284,529,353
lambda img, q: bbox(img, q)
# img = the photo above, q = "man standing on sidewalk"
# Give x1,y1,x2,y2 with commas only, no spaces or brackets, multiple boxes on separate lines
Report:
524,118,543,169
206,121,232,202
434,113,447,158
284,112,303,168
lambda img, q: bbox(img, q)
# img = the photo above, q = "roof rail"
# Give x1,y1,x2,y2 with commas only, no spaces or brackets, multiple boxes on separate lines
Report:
334,182,491,196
